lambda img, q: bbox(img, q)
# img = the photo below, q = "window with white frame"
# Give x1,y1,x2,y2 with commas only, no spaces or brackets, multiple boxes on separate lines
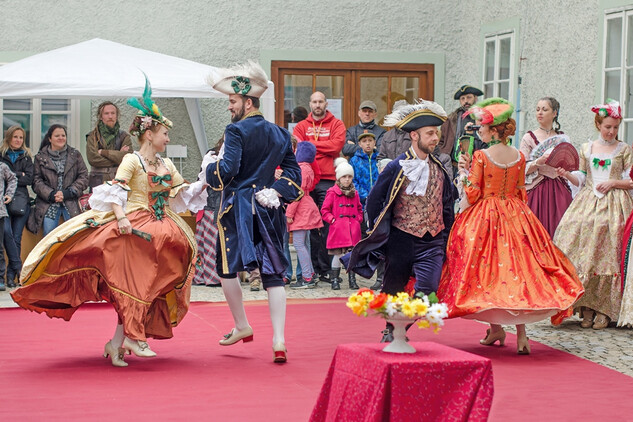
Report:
603,7,633,145
1,61,80,151
0,98,80,151
482,31,515,102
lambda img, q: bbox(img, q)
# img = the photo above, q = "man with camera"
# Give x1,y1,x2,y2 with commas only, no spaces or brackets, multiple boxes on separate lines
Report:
438,85,487,176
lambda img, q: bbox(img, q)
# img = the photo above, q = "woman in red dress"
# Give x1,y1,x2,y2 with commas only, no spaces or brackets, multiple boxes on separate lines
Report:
438,98,583,355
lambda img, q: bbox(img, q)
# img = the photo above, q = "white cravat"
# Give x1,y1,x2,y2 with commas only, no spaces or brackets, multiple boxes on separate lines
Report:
399,151,430,196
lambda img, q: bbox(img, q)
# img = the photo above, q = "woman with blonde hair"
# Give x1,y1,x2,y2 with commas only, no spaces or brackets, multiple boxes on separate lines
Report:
0,126,33,287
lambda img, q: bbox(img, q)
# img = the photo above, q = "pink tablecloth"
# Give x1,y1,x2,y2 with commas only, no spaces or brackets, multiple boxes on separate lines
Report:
310,342,493,422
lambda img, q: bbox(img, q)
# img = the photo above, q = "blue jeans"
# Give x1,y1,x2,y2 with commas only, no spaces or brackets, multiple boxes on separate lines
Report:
43,206,71,236
284,230,305,279
4,208,30,277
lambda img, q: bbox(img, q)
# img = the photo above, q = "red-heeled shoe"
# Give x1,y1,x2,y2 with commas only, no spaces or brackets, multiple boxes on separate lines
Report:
273,343,287,363
219,326,254,346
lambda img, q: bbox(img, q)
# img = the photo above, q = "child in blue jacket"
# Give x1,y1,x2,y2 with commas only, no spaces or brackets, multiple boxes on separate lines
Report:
349,132,379,209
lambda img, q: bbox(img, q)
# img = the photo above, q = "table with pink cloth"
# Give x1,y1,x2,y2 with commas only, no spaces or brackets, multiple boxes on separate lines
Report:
310,342,493,422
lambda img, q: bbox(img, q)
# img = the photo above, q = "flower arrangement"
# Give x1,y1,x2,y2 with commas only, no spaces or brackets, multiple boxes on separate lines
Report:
346,288,449,333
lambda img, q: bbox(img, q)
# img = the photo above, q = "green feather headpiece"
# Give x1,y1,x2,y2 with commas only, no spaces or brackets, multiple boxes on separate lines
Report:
127,74,173,136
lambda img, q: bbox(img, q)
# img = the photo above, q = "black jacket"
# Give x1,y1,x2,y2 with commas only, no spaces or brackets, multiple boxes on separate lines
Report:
1,150,34,197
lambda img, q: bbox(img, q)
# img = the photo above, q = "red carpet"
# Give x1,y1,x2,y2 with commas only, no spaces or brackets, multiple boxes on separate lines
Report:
1,299,632,421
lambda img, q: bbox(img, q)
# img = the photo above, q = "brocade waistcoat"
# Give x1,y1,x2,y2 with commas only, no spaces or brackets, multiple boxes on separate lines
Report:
391,160,444,238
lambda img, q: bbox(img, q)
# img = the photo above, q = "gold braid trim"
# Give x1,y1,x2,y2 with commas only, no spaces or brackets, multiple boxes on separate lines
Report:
278,176,304,202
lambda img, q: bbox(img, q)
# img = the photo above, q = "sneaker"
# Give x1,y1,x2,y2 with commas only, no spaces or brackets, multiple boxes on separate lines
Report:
283,277,291,285
289,278,316,289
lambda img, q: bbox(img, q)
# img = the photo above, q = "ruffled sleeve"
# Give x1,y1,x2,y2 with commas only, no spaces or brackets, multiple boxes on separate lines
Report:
164,157,208,213
567,143,588,197
89,181,129,211
88,155,137,212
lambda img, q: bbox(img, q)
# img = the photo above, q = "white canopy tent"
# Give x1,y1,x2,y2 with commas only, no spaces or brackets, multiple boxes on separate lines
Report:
0,38,275,154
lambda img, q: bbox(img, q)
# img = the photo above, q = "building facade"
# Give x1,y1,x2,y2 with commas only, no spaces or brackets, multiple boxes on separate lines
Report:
0,0,632,180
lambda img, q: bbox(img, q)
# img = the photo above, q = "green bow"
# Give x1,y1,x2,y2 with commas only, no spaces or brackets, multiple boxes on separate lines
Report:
592,158,611,170
231,76,251,95
151,174,172,187
151,190,169,220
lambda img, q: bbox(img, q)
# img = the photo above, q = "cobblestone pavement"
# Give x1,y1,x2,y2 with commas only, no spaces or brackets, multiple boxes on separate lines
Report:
2,273,632,377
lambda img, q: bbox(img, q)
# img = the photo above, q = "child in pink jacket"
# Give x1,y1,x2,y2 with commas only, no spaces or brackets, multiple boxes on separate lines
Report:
321,158,363,290
286,141,323,289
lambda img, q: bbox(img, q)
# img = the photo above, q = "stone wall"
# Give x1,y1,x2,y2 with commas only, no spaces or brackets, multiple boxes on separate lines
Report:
0,0,619,178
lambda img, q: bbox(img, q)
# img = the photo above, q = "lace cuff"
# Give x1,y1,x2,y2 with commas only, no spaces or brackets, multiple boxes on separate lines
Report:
170,180,208,213
89,182,128,211
568,171,586,198
456,171,472,212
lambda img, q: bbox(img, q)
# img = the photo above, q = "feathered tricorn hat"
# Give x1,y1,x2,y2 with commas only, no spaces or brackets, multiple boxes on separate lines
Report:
463,97,514,126
383,99,447,132
207,60,268,98
127,74,173,136
591,99,622,119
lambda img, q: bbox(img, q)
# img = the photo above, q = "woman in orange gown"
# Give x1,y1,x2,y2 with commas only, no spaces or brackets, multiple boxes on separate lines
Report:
437,98,584,354
11,79,207,367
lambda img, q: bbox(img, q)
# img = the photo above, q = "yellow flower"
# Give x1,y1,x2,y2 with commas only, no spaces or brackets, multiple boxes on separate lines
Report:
401,302,415,318
396,292,410,303
411,299,428,317
416,319,430,329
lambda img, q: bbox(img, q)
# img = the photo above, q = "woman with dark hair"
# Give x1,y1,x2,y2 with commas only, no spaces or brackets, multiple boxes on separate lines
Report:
0,125,33,287
438,98,583,355
28,124,89,235
12,78,207,367
555,100,632,329
520,97,573,237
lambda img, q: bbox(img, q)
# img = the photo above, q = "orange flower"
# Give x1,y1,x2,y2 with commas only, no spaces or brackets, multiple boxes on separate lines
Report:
369,293,388,309
356,288,373,295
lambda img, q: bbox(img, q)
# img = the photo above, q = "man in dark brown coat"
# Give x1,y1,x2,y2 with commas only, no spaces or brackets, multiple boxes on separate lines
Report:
85,102,132,189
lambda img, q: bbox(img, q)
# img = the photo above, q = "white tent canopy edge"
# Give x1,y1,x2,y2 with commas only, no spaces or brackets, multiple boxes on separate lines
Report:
0,38,276,155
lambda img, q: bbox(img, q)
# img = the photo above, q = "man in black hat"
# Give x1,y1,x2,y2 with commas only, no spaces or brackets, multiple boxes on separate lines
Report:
343,100,456,341
438,85,486,176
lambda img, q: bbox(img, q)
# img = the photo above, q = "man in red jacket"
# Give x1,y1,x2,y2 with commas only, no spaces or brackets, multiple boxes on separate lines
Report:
293,91,345,281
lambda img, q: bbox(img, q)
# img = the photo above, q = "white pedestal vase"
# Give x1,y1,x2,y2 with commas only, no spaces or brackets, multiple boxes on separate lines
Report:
382,314,416,354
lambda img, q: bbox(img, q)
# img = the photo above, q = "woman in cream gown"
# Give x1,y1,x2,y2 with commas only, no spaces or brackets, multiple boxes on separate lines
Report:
12,80,207,366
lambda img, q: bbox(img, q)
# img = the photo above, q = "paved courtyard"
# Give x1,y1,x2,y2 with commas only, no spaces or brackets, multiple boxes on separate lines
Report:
2,271,632,378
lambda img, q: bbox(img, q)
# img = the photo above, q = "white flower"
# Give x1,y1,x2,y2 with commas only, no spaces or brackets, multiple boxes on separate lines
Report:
140,116,153,131
426,313,445,326
385,302,398,317
429,303,448,319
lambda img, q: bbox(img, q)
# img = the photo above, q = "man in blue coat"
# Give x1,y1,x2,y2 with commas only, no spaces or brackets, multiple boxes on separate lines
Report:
206,61,302,363
343,100,456,342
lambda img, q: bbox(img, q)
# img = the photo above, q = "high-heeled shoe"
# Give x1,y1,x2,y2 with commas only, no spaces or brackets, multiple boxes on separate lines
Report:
123,337,157,357
273,343,287,363
592,313,610,330
479,328,506,346
517,336,531,355
103,340,128,367
219,326,254,346
580,308,595,328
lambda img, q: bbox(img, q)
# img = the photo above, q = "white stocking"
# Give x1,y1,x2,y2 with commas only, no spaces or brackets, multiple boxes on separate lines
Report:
221,277,250,331
267,286,286,345
111,323,125,348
